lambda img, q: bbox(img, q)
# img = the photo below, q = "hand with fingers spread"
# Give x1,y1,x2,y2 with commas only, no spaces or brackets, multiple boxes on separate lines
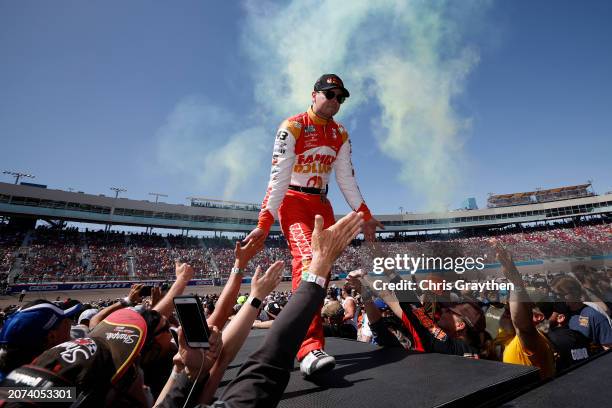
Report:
234,235,266,270
127,283,144,305
362,216,385,242
250,261,284,300
310,211,364,277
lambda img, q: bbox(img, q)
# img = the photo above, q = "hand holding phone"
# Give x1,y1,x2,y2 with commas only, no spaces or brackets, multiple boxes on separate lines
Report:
173,295,210,348
139,285,153,297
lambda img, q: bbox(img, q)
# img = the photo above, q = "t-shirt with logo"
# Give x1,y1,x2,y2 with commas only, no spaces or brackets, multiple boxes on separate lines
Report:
546,326,593,371
568,305,612,347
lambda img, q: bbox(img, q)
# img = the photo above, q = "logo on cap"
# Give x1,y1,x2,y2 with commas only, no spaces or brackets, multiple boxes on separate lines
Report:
327,77,342,86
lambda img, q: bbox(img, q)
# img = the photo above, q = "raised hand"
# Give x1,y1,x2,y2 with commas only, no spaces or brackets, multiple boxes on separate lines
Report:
242,227,267,245
175,262,195,283
346,269,365,293
250,261,284,300
127,283,144,305
310,211,364,276
234,235,265,269
362,216,385,242
490,239,522,286
173,326,223,382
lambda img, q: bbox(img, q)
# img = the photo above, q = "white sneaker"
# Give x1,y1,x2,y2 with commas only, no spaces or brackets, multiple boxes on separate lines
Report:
299,349,336,376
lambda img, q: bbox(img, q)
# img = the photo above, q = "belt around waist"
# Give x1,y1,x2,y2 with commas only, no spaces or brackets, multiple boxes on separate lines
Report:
288,185,328,195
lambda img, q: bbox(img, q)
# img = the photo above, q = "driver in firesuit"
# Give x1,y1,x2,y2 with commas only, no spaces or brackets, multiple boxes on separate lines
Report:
244,74,383,376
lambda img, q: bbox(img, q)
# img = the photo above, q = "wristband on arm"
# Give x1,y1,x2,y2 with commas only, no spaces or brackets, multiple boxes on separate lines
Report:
301,272,326,289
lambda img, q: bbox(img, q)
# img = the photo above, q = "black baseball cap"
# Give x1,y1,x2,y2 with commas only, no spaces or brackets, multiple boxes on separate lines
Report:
264,301,282,319
314,74,350,97
0,309,148,407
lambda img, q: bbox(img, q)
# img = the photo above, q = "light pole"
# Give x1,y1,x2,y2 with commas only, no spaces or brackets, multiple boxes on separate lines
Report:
3,171,35,185
149,192,168,203
399,206,403,214
110,187,127,199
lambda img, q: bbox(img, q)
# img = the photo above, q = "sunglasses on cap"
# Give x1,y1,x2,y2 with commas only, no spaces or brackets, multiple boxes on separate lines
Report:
320,90,346,104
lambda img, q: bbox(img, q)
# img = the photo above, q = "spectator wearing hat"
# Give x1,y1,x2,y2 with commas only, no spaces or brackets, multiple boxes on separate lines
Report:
71,307,99,339
156,211,364,408
347,270,422,351
0,308,151,407
88,283,147,329
537,301,595,371
348,259,484,357
551,275,612,350
321,300,357,340
394,297,484,357
253,301,283,329
0,299,82,381
243,72,384,376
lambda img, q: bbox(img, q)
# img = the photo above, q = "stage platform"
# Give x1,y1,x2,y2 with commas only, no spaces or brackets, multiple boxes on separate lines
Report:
502,351,612,408
217,332,541,408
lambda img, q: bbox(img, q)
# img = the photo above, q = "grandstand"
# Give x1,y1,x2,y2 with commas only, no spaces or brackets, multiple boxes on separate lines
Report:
487,183,594,208
0,181,610,292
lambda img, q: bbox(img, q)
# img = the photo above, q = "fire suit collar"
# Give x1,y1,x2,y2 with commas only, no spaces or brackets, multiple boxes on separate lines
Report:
307,106,331,125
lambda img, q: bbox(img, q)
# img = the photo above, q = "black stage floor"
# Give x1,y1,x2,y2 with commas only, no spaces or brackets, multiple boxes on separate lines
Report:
217,332,540,408
502,351,612,408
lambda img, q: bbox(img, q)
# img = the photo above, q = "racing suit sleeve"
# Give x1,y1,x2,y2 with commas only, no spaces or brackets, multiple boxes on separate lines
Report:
257,121,299,233
334,134,372,221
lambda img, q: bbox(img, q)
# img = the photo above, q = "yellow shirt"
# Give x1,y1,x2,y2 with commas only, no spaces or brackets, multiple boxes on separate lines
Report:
502,331,555,379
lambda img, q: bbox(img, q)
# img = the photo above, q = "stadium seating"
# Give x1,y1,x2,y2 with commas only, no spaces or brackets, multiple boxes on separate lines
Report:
1,222,610,283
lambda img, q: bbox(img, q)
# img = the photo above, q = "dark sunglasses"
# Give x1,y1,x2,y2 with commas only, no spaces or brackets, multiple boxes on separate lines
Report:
320,90,346,104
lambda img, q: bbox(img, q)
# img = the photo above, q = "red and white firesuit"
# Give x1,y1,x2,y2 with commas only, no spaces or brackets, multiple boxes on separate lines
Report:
257,106,372,360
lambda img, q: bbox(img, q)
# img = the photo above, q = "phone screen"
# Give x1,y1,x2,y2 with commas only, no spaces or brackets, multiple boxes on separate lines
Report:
174,297,210,348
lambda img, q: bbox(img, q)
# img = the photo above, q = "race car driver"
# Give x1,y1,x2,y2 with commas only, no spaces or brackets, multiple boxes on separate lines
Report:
244,74,383,376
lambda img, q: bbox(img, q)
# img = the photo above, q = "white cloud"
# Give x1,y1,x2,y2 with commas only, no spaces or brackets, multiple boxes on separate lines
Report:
202,126,268,198
155,96,268,200
242,0,487,210
156,0,489,210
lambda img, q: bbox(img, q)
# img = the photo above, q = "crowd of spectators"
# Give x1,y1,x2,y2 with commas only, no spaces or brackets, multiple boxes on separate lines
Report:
0,211,308,407
1,222,610,286
0,228,24,276
0,212,609,407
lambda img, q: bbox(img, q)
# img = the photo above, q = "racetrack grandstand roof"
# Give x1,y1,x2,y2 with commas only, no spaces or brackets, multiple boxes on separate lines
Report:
1,182,610,233
490,184,591,200
488,183,593,208
535,183,591,195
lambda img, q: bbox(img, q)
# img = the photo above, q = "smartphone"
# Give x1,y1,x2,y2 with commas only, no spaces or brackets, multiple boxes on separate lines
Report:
173,295,210,348
139,285,153,297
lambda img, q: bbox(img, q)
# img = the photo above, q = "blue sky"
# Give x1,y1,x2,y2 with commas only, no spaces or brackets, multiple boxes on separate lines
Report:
1,0,610,216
